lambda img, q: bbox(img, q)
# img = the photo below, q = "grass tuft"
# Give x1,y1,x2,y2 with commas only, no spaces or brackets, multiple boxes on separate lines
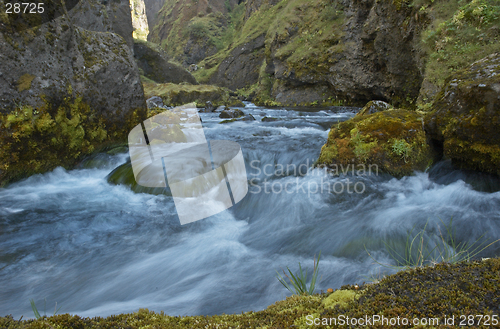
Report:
365,218,499,270
276,251,321,295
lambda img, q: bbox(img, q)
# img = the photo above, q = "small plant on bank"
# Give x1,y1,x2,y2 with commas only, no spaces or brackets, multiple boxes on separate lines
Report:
365,218,499,270
30,298,61,319
276,252,321,295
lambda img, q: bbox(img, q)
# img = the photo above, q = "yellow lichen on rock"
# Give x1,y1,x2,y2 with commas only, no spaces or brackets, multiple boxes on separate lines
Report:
17,73,36,92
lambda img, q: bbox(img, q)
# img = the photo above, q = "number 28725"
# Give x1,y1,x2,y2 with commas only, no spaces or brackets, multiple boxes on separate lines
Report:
5,2,44,14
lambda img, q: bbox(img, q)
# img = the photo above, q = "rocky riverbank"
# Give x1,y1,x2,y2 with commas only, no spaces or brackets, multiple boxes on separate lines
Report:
1,258,499,328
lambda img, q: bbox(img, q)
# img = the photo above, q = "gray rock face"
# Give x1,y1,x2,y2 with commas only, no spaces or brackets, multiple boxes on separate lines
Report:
0,18,145,122
183,36,220,66
268,0,424,107
134,39,198,84
70,0,135,52
245,0,280,20
209,34,266,90
0,1,147,184
208,0,425,107
143,0,166,30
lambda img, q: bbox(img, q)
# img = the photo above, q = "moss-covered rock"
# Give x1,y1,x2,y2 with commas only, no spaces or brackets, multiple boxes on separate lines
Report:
0,98,144,186
1,258,499,328
142,81,242,108
219,108,244,118
317,109,434,177
107,160,172,196
424,53,500,176
193,0,428,107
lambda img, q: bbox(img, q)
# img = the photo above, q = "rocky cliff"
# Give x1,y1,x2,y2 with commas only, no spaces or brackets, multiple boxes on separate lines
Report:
147,0,240,65
143,0,166,29
187,0,427,107
70,0,135,52
134,39,198,84
0,0,146,185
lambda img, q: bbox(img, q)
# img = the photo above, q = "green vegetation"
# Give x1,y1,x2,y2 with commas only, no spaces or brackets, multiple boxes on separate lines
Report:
276,252,321,296
391,138,412,163
195,0,347,105
417,0,500,104
366,219,499,270
265,0,345,80
30,299,61,320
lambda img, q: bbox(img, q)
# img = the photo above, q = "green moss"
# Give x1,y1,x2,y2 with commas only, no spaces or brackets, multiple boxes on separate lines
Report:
268,0,345,80
322,289,360,309
17,73,35,92
351,128,378,161
0,95,145,186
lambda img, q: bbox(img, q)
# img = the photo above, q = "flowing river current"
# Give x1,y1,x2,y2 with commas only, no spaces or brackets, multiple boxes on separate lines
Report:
1,103,500,319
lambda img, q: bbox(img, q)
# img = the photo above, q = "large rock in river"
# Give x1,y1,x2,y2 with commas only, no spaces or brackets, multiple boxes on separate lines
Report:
317,109,433,178
424,53,500,176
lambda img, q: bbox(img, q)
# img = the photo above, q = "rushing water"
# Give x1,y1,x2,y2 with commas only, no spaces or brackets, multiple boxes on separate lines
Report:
1,103,500,319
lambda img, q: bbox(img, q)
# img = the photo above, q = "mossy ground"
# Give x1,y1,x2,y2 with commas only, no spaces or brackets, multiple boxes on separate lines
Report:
317,109,434,177
1,258,498,328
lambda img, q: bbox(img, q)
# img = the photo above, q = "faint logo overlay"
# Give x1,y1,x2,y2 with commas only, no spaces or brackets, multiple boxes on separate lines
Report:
128,103,248,225
248,160,379,196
